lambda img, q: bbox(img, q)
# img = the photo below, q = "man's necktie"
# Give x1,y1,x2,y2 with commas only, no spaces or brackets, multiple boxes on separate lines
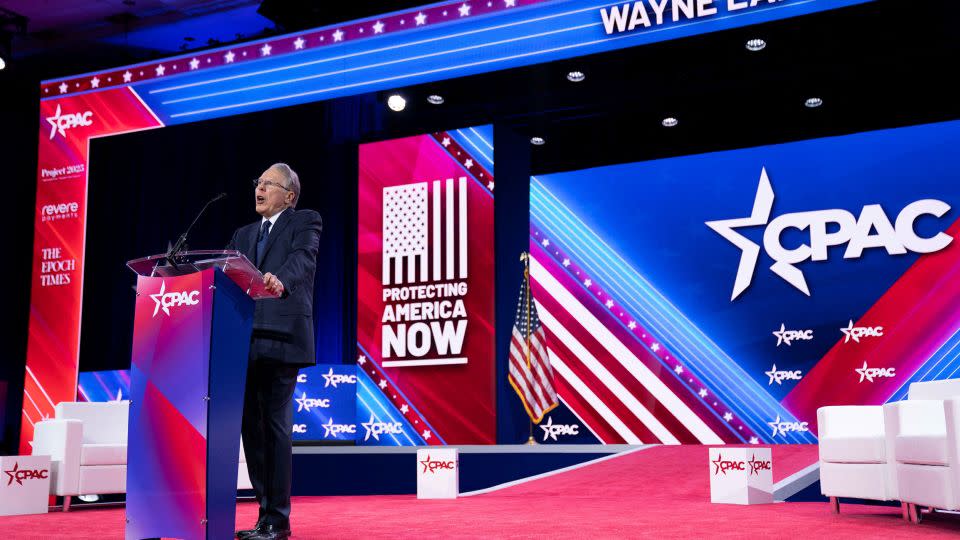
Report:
255,220,271,267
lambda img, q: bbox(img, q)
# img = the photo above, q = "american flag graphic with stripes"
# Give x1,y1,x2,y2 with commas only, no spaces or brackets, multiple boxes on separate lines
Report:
509,277,559,423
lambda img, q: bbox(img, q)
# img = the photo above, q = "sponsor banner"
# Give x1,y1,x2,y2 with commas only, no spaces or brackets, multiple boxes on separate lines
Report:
532,119,960,442
357,127,495,444
292,364,357,441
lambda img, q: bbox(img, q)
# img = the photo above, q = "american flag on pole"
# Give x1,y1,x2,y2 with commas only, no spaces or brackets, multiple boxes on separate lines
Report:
508,275,559,423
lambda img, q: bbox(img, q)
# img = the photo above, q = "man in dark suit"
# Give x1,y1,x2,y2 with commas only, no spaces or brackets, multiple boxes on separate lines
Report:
228,163,322,540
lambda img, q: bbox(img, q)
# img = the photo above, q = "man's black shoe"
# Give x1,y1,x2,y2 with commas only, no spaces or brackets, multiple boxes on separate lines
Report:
236,518,266,539
246,523,291,540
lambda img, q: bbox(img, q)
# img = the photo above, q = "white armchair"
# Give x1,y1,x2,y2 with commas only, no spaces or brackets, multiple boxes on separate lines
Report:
817,405,899,514
32,401,252,511
884,379,960,522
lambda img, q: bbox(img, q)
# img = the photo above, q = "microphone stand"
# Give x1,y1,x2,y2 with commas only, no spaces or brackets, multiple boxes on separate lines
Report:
166,192,227,267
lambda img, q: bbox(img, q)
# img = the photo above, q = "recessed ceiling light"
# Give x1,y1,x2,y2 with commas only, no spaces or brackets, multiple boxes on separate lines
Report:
745,39,766,52
662,117,678,127
387,94,406,111
0,56,5,71
530,136,546,145
427,94,444,105
566,70,585,82
805,97,823,108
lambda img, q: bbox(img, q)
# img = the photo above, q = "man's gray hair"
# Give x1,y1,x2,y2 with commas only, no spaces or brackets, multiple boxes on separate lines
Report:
270,162,300,208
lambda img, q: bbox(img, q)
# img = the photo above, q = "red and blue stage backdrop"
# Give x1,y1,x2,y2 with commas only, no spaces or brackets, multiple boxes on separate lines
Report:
530,119,960,445
357,126,496,445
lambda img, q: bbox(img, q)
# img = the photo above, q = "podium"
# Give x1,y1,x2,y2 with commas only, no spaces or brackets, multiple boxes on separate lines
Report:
125,251,276,540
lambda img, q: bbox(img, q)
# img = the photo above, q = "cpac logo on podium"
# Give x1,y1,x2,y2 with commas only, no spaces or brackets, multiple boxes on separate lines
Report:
419,454,456,474
149,282,200,317
46,104,94,140
4,462,49,486
539,417,580,442
322,368,357,388
707,168,952,300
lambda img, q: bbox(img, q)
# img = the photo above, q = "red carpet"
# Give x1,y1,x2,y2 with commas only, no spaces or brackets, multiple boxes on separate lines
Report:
3,445,959,539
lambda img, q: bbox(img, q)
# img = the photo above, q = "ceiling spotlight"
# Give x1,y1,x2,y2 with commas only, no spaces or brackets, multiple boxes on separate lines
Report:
387,94,406,112
745,39,766,52
427,94,444,105
662,117,678,128
566,70,585,82
0,56,5,71
530,136,546,145
805,97,823,108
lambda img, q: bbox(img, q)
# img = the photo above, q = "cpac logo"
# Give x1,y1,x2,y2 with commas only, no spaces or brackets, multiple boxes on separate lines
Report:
841,320,884,344
767,415,809,437
747,454,772,476
46,104,94,140
322,368,357,388
361,415,405,442
539,417,580,442
4,462,49,486
321,418,356,438
706,168,952,300
149,281,200,317
711,454,746,475
419,454,456,474
765,364,803,386
292,424,307,434
297,373,307,383
855,361,896,383
294,392,330,412
772,323,813,347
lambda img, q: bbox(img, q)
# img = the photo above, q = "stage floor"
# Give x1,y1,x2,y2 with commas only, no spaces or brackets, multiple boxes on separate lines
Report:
4,445,959,539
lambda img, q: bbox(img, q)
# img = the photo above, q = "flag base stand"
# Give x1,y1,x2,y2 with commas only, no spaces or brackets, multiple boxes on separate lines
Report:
525,435,538,446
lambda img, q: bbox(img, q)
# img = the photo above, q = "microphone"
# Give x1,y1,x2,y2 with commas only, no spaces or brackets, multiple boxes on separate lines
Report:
166,192,227,263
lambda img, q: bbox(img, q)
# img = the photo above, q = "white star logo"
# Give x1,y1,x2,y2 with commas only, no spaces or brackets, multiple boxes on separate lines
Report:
294,37,305,50
766,364,781,385
772,323,790,346
459,3,472,16
295,392,311,412
855,361,872,382
415,11,427,25
441,137,451,146
540,417,560,441
584,279,592,287
699,388,708,398
840,320,859,343
260,43,272,56
541,239,550,247
464,158,473,168
361,415,380,441
149,282,169,317
357,354,366,365
705,167,792,300
224,51,235,63
373,21,385,34
562,258,570,267
90,76,100,88
59,82,68,94
487,181,495,190
400,404,409,414
321,367,339,388
605,299,614,308
422,430,432,440
627,321,637,330
123,71,132,83
724,412,733,422
189,58,200,70
333,29,344,42
155,64,166,76
674,365,683,374
379,379,387,389
651,343,660,352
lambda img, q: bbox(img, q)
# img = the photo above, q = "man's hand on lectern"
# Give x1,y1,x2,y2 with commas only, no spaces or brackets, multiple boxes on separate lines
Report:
263,272,285,296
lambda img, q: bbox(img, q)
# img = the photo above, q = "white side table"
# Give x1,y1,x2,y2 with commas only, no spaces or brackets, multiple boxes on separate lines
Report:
709,447,773,505
416,448,458,499
0,455,51,516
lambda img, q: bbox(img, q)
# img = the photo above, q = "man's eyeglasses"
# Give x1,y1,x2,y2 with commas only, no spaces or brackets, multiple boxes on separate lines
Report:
252,178,291,191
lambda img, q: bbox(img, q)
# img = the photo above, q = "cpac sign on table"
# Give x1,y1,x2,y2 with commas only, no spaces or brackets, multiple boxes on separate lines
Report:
709,447,773,505
416,448,458,499
0,455,51,516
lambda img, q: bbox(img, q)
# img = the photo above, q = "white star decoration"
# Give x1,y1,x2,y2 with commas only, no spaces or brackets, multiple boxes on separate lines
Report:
505,0,516,6
357,354,366,365
155,64,166,76
294,37,305,50
90,76,100,88
674,365,683,374
459,3,472,16
415,11,427,25
422,430,432,440
605,299,614,308
628,321,637,329
441,137,451,147
464,158,473,168
400,404,409,413
225,51,235,63
261,43,272,56
651,343,660,352
123,71,132,83
584,279,592,287
562,258,570,267
487,181,495,190
749,437,759,444
723,412,733,421
333,29,344,42
189,58,200,70
699,388,708,398
373,21,385,34
379,379,387,389
58,82,68,94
